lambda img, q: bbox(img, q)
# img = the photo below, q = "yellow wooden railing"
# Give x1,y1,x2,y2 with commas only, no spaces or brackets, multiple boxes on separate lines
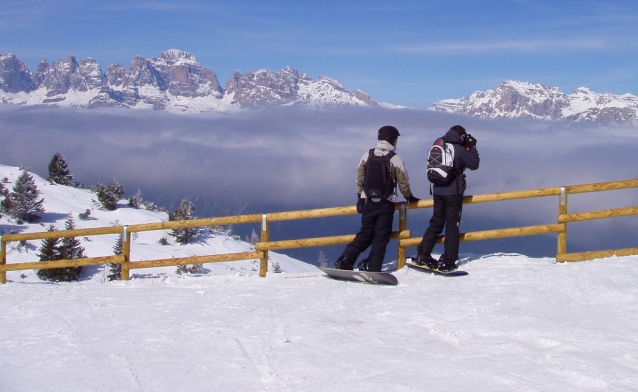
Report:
1,178,637,284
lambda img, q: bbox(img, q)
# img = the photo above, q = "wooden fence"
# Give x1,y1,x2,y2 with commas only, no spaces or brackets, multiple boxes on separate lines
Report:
1,178,637,284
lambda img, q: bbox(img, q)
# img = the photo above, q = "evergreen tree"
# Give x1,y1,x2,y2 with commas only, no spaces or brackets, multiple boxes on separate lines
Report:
36,220,84,282
108,233,123,281
94,178,125,211
36,225,61,262
317,250,329,268
0,182,9,197
168,199,197,245
128,189,143,208
47,152,74,186
176,263,204,275
3,168,45,222
249,229,260,245
59,215,85,260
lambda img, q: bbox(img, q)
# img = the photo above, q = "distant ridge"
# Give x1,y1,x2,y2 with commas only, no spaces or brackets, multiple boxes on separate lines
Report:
0,49,396,113
430,80,638,125
3,50,636,124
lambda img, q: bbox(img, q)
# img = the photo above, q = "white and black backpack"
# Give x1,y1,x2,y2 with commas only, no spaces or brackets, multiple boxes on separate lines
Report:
426,138,456,186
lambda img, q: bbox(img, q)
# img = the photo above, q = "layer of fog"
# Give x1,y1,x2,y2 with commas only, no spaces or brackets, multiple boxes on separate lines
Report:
1,105,636,262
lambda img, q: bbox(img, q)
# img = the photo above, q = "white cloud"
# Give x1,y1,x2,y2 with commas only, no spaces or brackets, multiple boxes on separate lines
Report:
396,37,608,55
1,105,637,253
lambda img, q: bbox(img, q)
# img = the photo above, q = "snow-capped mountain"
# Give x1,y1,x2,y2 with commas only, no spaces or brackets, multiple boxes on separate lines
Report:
0,49,384,113
430,80,638,125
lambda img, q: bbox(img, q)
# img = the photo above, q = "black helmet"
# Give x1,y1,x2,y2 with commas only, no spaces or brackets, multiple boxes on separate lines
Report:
377,125,400,141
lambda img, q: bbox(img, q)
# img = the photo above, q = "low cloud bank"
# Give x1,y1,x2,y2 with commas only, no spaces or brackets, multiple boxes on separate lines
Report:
2,105,637,256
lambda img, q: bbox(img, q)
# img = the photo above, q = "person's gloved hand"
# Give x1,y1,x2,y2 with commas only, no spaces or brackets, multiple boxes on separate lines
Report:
356,194,365,213
465,134,477,149
407,194,420,203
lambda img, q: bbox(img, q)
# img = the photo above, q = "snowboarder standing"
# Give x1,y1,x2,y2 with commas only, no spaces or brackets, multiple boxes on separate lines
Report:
335,126,420,272
416,125,480,271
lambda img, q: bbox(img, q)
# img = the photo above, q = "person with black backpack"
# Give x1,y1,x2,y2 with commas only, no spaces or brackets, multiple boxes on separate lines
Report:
416,125,480,272
334,125,420,272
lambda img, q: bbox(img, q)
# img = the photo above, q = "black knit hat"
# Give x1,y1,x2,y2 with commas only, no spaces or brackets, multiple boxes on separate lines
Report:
377,125,400,141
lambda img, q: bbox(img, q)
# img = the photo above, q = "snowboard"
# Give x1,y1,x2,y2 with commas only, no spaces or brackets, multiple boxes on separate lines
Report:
405,260,468,276
319,267,398,285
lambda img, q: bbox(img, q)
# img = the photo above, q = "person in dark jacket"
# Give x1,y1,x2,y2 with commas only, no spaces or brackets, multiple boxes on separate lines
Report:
416,125,480,271
335,125,420,272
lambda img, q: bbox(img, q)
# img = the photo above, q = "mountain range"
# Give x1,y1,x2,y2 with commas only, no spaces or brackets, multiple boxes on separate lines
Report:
0,49,387,113
1,49,637,124
429,80,638,125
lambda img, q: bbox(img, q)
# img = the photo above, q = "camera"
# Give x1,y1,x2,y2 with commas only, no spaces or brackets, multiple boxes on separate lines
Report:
463,133,476,148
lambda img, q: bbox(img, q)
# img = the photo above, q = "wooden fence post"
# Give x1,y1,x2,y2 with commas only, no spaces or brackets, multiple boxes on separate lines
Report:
260,214,269,277
557,187,568,260
1,237,6,284
397,203,407,270
121,226,131,280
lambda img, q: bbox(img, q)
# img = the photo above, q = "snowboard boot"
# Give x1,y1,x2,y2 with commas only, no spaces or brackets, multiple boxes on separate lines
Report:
415,248,438,269
358,258,370,271
437,253,458,272
334,256,354,270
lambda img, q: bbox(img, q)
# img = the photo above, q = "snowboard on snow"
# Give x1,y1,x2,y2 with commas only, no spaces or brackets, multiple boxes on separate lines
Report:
405,259,468,277
319,267,398,285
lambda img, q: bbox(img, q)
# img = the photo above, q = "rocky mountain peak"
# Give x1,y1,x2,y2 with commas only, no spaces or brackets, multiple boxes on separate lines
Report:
0,49,384,112
157,49,199,65
0,53,36,93
66,54,79,69
430,80,638,125
225,67,301,107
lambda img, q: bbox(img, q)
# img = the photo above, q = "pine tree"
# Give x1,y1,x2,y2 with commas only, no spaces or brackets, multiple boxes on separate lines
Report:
3,168,45,222
176,263,204,275
47,152,74,186
59,215,85,260
128,189,143,208
94,178,125,211
37,219,84,282
249,229,260,245
168,199,197,245
36,225,61,262
317,250,329,268
108,233,123,281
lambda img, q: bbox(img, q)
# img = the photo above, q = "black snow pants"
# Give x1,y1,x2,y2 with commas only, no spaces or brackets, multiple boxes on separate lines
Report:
418,194,463,262
340,200,395,272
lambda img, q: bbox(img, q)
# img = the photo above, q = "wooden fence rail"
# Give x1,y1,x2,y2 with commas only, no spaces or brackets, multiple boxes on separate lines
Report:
1,178,637,284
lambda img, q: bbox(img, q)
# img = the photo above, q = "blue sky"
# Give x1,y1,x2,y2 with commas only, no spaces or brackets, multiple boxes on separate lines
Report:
1,0,637,108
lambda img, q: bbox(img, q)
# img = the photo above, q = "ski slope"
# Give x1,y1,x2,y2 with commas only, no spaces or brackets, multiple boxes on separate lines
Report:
1,164,637,391
1,255,638,391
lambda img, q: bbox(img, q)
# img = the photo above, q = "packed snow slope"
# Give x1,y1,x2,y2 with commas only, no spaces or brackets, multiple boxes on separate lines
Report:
1,164,638,391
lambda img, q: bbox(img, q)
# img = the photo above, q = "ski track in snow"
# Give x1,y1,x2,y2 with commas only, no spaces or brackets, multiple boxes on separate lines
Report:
2,255,638,391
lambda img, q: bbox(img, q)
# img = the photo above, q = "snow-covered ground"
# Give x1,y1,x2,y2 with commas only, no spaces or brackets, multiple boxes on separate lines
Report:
0,164,314,281
2,254,638,391
1,164,638,391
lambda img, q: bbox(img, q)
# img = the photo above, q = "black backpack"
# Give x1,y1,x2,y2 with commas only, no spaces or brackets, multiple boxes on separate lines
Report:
426,137,456,186
363,149,396,200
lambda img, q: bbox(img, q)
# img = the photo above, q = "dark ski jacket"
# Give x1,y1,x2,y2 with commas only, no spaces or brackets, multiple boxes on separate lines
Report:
432,129,480,196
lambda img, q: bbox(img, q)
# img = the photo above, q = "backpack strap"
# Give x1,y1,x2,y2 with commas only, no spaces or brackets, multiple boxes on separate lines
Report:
386,150,397,193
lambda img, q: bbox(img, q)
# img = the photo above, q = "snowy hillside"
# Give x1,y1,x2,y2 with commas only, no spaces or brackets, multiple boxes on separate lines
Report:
0,164,317,283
